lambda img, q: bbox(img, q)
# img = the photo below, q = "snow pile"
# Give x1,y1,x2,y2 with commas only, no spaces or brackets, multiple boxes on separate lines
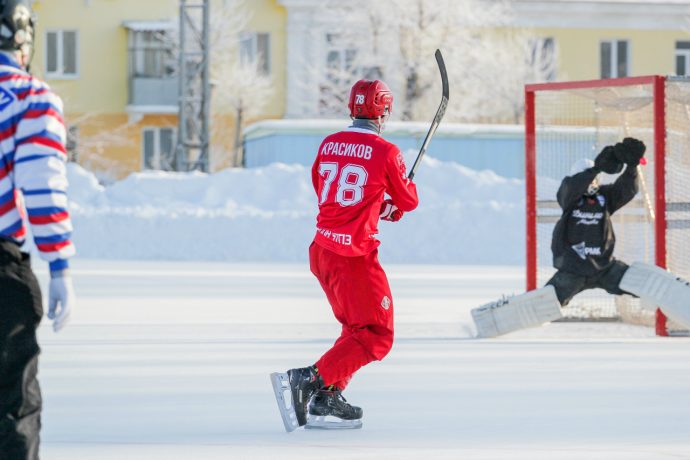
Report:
65,154,525,264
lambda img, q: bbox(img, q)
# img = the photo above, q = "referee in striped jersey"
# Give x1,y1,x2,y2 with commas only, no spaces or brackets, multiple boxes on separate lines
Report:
0,2,76,459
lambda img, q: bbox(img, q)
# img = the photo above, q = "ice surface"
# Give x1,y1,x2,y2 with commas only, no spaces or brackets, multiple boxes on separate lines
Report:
34,260,690,460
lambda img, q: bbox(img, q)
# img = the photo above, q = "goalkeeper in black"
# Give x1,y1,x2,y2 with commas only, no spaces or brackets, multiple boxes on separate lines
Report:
546,137,646,306
473,137,690,337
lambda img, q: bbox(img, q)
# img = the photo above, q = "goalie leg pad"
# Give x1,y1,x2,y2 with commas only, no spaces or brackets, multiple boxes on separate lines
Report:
471,285,563,338
619,262,690,330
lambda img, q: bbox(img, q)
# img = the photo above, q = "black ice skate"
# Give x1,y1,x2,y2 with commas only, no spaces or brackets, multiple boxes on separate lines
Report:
270,366,323,432
306,389,363,430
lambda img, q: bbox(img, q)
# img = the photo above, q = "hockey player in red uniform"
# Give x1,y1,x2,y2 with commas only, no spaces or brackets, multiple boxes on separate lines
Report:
271,79,418,431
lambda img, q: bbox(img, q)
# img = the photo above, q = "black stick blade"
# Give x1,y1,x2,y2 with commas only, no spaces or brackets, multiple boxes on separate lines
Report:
408,49,450,180
435,49,449,100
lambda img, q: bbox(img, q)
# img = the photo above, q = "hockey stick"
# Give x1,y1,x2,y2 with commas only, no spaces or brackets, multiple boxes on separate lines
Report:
408,49,449,180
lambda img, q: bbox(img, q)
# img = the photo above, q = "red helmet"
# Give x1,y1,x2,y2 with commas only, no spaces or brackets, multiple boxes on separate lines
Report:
348,79,393,119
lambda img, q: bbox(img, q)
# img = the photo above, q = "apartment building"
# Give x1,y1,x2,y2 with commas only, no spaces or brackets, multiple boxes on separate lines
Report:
31,0,690,178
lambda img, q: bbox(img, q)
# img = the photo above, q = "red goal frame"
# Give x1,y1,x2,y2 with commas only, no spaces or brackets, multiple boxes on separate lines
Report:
524,76,670,336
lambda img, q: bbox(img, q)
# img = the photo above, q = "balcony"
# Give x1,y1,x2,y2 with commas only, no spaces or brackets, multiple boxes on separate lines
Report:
124,20,179,116
128,76,179,113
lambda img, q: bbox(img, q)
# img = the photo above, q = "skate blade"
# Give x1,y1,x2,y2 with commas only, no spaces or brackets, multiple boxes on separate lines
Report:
305,415,363,430
270,372,299,433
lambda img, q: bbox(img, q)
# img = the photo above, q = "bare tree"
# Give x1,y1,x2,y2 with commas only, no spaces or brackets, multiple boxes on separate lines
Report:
317,0,555,123
303,2,393,118
66,113,136,183
169,0,274,168
490,34,558,123
207,0,273,167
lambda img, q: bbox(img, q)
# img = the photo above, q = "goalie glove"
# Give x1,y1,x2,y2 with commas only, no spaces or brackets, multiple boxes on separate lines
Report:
594,145,624,174
613,137,646,167
379,199,404,222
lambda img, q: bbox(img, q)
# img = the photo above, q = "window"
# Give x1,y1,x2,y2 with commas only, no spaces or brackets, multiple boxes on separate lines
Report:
142,127,176,171
239,32,270,76
675,41,690,76
326,48,357,77
319,33,358,113
128,30,175,79
600,40,629,79
530,37,557,81
325,33,356,83
46,30,78,78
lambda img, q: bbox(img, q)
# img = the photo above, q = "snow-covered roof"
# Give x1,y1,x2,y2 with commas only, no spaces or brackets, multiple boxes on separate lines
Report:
518,0,690,3
244,119,524,140
279,0,690,30
511,0,690,29
122,20,175,32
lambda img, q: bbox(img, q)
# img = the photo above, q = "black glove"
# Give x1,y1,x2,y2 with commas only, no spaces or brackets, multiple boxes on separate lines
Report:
594,145,624,174
613,137,646,167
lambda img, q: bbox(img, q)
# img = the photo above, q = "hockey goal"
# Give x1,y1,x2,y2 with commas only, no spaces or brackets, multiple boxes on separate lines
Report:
525,76,690,336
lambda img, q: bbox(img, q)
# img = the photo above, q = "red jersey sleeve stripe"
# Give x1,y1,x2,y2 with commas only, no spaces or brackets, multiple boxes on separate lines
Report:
11,226,26,239
0,199,15,216
0,124,16,142
16,136,67,155
0,156,14,180
23,107,65,124
36,240,73,253
15,87,50,101
0,73,32,83
28,211,69,225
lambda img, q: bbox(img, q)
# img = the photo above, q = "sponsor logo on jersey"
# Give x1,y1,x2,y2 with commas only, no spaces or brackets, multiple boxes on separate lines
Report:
0,87,15,112
381,296,391,310
316,226,352,246
321,141,373,160
572,209,604,226
571,241,602,260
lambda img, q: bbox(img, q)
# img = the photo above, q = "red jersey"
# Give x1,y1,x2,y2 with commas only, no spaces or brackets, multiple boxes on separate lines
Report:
311,126,419,257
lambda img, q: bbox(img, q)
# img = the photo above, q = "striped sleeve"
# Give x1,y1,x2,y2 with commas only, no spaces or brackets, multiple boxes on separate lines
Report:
13,88,75,269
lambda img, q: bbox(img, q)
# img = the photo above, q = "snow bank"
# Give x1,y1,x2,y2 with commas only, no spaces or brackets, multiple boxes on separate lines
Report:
65,154,525,264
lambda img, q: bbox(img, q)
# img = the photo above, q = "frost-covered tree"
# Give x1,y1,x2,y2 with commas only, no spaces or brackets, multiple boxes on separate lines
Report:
208,0,273,166
317,0,555,123
65,113,135,183
303,4,390,118
171,0,273,167
490,34,558,123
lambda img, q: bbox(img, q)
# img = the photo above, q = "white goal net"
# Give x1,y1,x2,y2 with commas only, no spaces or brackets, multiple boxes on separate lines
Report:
525,76,690,335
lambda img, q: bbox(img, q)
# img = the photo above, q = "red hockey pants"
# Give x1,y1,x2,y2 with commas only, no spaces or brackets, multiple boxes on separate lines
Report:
310,242,394,390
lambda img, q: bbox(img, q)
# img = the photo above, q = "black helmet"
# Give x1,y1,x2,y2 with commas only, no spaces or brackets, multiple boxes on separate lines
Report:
0,0,34,56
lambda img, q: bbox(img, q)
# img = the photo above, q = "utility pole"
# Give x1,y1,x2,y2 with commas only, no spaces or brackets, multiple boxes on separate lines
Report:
175,0,211,172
